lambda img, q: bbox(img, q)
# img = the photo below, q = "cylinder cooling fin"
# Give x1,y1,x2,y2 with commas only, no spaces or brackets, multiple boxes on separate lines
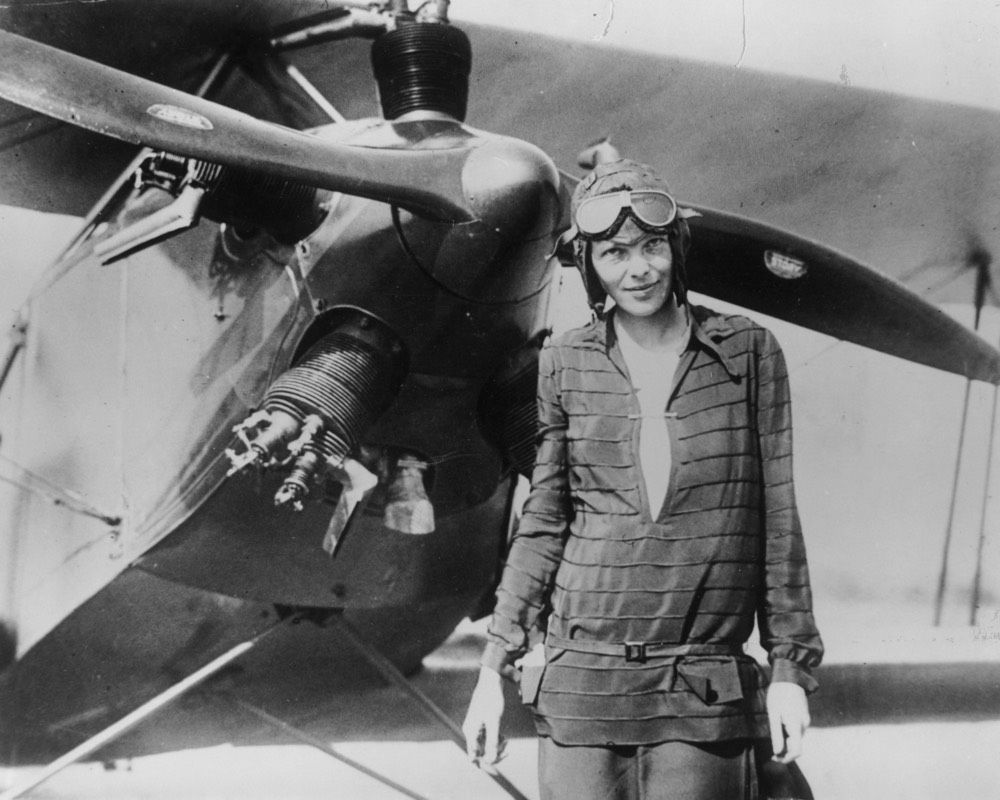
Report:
371,21,471,121
266,315,406,464
131,151,324,246
226,308,408,509
199,164,324,244
478,333,546,478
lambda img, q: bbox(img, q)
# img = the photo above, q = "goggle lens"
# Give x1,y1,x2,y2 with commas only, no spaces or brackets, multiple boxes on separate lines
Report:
575,190,678,236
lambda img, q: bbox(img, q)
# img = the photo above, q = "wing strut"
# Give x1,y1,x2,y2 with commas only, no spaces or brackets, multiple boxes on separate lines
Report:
222,694,433,800
0,317,26,397
970,370,1000,625
933,256,996,625
0,619,287,800
329,613,532,800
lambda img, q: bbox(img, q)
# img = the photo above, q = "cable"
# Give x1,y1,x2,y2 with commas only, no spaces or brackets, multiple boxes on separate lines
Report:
0,453,121,526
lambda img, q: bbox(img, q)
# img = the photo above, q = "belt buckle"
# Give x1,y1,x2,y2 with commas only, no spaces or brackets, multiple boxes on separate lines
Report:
624,642,646,663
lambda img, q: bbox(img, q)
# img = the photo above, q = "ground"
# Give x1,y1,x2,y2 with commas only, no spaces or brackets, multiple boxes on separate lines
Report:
3,616,999,800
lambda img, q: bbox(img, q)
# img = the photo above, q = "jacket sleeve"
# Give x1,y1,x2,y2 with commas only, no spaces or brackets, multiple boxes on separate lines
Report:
482,342,572,673
754,329,824,692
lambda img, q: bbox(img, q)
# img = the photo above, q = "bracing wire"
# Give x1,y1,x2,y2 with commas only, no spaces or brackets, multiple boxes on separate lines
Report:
0,453,121,526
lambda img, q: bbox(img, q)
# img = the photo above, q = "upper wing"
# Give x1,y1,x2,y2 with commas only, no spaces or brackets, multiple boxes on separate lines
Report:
2,2,997,380
684,206,1000,384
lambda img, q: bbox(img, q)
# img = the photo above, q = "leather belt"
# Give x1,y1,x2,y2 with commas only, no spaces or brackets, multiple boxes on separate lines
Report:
545,635,741,664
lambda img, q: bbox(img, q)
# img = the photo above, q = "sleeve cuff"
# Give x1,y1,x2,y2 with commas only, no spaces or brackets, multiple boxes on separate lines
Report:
770,657,819,694
481,641,521,678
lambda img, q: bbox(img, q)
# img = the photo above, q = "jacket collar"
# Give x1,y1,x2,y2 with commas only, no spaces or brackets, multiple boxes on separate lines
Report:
580,304,745,380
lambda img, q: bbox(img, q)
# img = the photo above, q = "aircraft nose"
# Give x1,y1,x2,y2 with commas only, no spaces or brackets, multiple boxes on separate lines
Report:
462,137,561,239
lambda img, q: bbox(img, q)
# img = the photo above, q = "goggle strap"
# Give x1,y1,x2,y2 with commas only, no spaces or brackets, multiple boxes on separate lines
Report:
547,225,579,260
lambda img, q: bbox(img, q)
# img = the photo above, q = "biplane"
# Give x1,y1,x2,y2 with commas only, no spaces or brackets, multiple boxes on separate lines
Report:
1,1,999,797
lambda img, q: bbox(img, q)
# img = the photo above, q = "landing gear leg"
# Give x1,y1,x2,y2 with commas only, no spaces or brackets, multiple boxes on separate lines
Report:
0,619,287,800
329,613,531,800
223,693,432,800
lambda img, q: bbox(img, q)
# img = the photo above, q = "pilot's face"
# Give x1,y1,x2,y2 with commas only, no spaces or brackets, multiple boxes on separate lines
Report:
590,218,674,318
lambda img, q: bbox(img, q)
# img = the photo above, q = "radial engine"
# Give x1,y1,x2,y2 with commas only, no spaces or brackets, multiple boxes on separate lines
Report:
224,309,416,528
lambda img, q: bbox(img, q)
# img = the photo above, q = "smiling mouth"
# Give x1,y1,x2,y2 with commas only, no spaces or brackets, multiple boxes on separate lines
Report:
627,283,658,293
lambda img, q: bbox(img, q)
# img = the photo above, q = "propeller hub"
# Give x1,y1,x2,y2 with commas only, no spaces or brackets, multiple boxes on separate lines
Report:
462,137,562,238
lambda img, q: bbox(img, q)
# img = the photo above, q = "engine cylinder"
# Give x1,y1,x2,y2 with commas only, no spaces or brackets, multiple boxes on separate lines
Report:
478,335,544,477
370,21,471,121
199,163,323,244
134,152,323,244
263,310,408,468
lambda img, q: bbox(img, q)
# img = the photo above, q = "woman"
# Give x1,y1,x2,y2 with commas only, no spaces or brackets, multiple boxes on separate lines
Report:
463,159,823,799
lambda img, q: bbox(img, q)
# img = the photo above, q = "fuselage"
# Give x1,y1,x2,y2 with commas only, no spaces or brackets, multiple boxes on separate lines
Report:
0,112,562,760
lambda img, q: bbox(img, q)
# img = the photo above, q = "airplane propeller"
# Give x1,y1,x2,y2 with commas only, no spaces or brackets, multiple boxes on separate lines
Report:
1,22,998,386
0,28,550,226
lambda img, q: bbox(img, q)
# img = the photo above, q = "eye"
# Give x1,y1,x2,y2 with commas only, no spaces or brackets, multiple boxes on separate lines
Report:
643,236,670,255
594,245,626,263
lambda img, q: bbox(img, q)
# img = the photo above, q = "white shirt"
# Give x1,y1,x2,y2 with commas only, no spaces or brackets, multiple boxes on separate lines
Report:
614,316,689,517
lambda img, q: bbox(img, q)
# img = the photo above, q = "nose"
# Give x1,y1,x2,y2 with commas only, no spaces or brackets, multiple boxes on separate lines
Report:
625,249,654,277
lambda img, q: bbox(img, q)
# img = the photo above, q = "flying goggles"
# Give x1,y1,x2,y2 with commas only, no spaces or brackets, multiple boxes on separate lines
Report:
550,189,700,262
575,189,681,238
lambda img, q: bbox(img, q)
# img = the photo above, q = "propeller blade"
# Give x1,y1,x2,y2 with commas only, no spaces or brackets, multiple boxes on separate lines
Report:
685,205,1000,384
0,29,476,221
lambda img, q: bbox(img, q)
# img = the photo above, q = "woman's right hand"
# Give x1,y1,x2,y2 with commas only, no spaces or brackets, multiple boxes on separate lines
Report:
462,666,506,771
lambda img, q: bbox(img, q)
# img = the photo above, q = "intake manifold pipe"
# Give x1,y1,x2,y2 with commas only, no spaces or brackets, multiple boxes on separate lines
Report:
226,309,407,509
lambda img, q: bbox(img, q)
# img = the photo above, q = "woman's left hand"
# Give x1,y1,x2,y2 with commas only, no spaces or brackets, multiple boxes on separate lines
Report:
766,681,810,763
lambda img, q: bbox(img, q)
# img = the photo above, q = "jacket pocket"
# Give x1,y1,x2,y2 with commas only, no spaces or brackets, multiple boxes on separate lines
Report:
678,659,744,705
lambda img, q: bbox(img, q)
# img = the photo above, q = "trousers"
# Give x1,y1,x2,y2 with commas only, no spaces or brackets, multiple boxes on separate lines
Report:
537,737,756,800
